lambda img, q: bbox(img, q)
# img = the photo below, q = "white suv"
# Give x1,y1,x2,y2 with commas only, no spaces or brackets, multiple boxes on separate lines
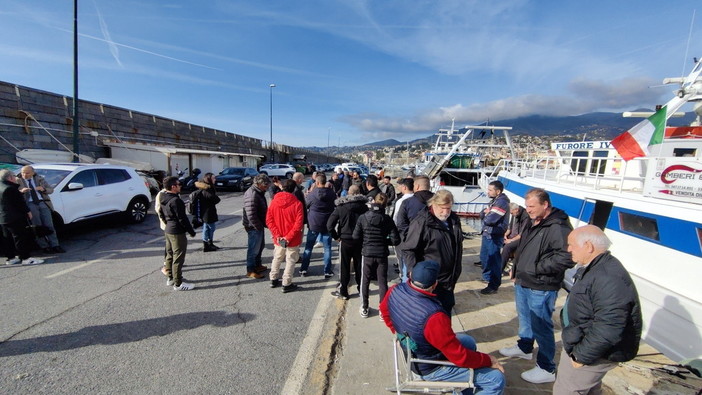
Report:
32,164,152,226
258,164,296,178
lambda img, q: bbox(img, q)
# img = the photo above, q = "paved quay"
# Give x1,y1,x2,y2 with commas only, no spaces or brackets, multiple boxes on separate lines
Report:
327,233,701,395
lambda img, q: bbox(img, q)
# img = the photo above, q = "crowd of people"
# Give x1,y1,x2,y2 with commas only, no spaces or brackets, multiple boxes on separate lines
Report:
3,163,643,394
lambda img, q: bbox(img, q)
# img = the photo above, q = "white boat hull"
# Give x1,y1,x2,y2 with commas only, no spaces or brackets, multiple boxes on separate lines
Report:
500,171,702,361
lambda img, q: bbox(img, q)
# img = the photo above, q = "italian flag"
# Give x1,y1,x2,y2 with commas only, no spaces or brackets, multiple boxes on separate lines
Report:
611,105,667,161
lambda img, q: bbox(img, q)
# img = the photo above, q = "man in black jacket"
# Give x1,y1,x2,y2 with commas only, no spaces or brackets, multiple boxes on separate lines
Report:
300,174,336,277
400,189,462,314
478,180,510,294
395,175,434,239
0,169,43,265
500,188,574,384
158,176,196,291
553,225,641,395
327,185,368,300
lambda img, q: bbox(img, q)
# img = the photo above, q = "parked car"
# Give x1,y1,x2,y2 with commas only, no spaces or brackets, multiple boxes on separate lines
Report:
215,167,258,191
258,163,296,178
32,164,152,227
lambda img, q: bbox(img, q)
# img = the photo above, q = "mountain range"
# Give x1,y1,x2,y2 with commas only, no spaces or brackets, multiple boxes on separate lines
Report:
303,110,697,151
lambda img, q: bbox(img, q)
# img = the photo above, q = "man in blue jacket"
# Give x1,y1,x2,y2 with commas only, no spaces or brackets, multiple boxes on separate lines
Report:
479,181,510,295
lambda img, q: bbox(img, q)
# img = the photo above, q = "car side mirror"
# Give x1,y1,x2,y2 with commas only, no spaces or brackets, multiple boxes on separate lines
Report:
66,182,85,191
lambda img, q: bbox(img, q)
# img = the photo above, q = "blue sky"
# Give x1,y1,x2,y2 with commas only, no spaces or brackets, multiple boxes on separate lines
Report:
1,1,701,147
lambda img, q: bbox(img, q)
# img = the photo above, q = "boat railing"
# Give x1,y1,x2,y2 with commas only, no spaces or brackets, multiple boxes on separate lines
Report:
496,155,648,194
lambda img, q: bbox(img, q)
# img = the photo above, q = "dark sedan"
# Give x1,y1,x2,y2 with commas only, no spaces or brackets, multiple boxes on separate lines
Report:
215,167,258,191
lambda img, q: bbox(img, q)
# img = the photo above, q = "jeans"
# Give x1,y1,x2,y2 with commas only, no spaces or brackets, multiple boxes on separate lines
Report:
300,229,332,274
514,284,558,373
480,235,504,290
421,333,505,395
202,222,216,242
246,229,265,272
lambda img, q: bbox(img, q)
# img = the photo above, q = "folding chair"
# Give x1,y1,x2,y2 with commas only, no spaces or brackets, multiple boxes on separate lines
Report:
387,335,474,394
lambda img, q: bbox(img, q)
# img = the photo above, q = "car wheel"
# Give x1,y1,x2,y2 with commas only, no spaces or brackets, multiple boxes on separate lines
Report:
51,211,65,231
285,172,293,179
125,197,149,223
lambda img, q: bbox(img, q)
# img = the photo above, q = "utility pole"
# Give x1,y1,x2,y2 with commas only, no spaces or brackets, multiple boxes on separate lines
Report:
72,0,80,162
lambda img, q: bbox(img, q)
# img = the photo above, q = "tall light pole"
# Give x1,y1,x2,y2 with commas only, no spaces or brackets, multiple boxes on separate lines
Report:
269,83,276,163
72,0,80,162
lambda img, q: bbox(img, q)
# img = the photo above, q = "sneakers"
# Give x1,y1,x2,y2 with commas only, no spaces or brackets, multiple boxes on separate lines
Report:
173,282,195,291
166,279,175,286
246,271,264,279
480,287,498,295
324,272,334,279
359,307,369,318
22,257,44,265
499,345,533,360
5,257,21,265
282,284,298,293
330,290,349,300
254,265,268,273
299,270,307,277
270,279,281,288
473,261,482,266
521,365,556,384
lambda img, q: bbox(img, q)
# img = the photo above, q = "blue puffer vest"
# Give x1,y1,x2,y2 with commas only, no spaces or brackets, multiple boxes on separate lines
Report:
387,283,446,375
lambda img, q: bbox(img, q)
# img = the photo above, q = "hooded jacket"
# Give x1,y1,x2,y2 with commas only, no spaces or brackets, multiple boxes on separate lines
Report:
352,203,400,257
193,181,220,223
305,186,336,233
561,251,642,365
513,207,574,291
400,208,463,292
266,191,304,247
158,191,195,236
327,194,368,241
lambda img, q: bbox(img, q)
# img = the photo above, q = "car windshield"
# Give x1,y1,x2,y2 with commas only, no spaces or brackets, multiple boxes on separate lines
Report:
33,168,72,188
221,168,245,176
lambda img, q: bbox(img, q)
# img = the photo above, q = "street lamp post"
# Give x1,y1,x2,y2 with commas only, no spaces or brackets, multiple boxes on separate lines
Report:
269,83,276,163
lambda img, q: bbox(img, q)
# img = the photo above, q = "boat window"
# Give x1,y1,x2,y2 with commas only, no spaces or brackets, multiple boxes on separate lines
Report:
589,200,613,229
673,148,696,157
619,212,660,241
588,151,608,175
571,151,588,174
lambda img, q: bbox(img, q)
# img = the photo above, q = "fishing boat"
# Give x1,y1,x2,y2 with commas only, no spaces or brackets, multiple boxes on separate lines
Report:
420,122,515,216
493,58,702,362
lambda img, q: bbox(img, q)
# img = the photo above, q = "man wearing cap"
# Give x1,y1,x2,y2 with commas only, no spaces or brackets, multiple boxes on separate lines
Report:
380,260,505,394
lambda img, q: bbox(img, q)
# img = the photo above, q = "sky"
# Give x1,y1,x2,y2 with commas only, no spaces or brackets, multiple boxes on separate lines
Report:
1,0,701,147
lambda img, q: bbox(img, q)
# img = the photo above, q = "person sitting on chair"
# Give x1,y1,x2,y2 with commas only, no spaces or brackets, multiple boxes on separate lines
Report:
379,260,505,394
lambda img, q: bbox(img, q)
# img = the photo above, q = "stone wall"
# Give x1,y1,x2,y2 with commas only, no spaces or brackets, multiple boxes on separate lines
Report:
0,80,339,167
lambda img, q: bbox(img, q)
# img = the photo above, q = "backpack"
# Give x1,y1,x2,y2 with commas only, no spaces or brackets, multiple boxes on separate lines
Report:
187,190,201,217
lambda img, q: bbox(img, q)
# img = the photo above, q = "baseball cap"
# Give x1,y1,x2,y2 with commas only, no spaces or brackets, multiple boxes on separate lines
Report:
410,260,440,288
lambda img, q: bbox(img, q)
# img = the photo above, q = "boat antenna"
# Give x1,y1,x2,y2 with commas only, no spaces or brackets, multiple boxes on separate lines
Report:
681,9,696,78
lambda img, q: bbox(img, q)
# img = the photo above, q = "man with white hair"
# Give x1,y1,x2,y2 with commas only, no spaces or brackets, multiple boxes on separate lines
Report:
553,225,642,395
17,165,64,253
400,189,463,313
0,169,44,265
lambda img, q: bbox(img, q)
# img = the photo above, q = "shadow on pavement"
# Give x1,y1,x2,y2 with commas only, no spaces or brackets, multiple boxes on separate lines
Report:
0,311,254,357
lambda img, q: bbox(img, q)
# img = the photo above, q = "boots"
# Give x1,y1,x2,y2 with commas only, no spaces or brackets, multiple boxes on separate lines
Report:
203,241,216,252
208,241,220,250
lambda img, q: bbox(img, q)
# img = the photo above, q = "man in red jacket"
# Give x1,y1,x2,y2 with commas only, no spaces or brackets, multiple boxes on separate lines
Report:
380,260,505,394
266,179,304,293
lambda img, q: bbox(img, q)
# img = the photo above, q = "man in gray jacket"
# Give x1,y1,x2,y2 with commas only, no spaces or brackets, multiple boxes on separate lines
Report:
17,165,64,253
243,174,271,279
